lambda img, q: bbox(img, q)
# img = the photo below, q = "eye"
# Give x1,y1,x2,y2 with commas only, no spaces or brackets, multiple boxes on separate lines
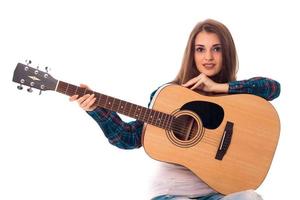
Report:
213,46,222,52
195,47,205,53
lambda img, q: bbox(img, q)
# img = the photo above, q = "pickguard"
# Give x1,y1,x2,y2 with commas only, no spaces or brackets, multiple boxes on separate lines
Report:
180,101,224,129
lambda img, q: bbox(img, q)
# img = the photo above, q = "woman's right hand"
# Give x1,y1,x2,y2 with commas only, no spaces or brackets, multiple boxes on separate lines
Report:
69,84,97,111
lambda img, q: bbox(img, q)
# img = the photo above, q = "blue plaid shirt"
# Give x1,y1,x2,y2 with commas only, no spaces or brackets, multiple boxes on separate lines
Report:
87,77,280,149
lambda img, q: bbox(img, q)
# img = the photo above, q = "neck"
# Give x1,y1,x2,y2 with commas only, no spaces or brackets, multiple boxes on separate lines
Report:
55,81,174,130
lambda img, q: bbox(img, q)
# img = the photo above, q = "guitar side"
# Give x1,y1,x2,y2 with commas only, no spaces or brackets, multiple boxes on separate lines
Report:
142,84,280,195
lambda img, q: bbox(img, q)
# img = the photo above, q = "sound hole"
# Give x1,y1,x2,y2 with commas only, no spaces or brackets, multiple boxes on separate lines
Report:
171,114,199,141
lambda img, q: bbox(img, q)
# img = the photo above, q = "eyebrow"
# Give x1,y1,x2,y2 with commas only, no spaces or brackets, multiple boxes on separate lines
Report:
195,44,222,47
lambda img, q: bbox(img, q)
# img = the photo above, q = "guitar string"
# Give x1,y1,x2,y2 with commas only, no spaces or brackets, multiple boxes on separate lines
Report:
165,118,221,143
60,86,220,146
169,127,220,145
62,86,221,144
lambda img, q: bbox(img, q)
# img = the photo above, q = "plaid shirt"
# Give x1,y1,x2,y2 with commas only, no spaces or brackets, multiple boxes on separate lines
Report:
87,77,280,149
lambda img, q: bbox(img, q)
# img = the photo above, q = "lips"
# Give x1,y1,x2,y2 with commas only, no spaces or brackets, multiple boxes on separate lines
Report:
202,63,215,70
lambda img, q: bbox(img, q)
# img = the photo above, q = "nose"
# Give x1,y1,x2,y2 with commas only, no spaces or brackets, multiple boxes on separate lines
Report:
204,50,213,61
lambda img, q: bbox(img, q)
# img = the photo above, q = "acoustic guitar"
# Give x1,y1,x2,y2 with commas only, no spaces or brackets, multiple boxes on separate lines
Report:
12,62,280,194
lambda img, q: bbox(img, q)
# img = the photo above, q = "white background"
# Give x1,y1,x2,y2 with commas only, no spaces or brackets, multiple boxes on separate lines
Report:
0,0,299,199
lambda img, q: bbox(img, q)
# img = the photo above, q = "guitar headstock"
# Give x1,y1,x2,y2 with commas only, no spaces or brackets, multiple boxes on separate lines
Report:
12,62,58,93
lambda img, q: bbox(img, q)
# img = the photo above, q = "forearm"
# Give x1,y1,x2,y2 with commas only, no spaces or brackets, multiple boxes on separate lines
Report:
228,77,281,101
213,83,229,93
87,107,143,149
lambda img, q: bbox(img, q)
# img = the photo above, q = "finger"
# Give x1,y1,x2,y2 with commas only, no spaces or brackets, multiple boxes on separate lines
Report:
78,94,91,104
81,94,95,108
69,95,79,101
191,76,204,90
191,82,202,90
85,97,97,110
79,83,91,90
85,94,95,104
182,77,197,87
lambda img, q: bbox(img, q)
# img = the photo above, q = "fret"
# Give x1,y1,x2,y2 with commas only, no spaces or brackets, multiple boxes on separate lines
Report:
165,113,172,130
103,95,109,108
135,106,142,118
59,82,64,93
159,112,166,128
65,83,70,95
74,85,78,95
140,107,146,121
57,81,66,93
119,101,126,114
97,93,102,106
153,111,159,126
128,103,132,116
150,111,155,123
165,114,172,130
150,110,156,125
146,109,151,123
131,104,138,118
165,114,170,129
94,93,100,106
157,112,163,127
168,115,174,130
56,81,174,129
146,107,152,122
115,98,121,112
132,104,137,118
77,87,85,96
160,113,166,128
116,99,120,111
107,97,114,110
113,98,118,110
124,102,128,114
99,94,106,107
67,84,77,96
99,94,108,108
155,111,160,126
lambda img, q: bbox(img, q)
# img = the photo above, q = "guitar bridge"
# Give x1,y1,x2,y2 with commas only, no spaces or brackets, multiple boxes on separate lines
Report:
215,121,234,160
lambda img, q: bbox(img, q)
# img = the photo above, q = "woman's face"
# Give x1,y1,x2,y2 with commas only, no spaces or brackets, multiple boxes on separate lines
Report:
194,31,223,77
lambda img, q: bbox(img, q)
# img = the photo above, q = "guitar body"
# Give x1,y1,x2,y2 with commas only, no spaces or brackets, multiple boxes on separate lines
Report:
142,84,280,195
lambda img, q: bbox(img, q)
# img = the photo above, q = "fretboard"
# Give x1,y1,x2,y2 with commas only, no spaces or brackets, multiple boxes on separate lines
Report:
56,81,173,130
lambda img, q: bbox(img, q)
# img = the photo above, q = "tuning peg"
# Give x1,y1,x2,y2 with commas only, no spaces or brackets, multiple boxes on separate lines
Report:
45,66,50,72
25,59,32,65
27,87,33,93
17,84,23,90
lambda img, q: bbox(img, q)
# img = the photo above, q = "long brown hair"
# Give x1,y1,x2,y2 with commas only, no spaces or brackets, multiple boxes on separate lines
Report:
173,19,238,84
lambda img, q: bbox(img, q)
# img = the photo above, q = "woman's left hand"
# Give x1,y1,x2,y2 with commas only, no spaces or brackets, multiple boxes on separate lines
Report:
182,74,229,93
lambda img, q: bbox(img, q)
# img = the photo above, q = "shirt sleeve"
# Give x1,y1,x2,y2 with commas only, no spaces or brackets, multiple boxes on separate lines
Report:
86,89,158,150
228,77,281,101
87,107,144,149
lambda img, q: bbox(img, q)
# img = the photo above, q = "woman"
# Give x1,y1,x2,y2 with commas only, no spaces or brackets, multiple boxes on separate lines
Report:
70,19,280,200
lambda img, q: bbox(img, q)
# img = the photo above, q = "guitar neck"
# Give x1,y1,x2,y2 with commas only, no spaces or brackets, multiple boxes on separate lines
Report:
56,81,173,130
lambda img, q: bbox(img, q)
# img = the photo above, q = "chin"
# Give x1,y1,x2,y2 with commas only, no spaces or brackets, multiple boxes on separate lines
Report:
198,67,220,77
203,71,218,77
